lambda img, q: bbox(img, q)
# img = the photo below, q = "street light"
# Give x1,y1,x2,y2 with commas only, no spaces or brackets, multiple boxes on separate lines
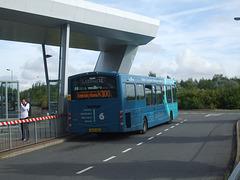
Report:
6,68,13,80
234,17,240,21
45,54,52,58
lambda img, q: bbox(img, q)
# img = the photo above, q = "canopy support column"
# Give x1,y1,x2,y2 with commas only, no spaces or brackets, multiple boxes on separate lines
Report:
94,45,138,73
57,24,70,115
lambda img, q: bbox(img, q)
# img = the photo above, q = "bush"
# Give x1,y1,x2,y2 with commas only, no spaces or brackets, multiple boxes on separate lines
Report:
178,86,240,110
178,89,204,109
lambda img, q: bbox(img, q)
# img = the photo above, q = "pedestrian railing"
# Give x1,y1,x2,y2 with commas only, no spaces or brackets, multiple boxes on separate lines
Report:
0,114,67,153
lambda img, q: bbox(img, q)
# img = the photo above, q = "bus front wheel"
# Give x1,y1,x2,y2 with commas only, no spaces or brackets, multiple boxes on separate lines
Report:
140,118,148,134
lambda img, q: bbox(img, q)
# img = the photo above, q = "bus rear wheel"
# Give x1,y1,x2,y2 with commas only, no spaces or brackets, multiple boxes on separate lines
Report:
140,118,148,134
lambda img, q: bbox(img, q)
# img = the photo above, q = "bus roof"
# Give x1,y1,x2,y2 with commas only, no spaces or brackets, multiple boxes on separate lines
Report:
68,71,176,85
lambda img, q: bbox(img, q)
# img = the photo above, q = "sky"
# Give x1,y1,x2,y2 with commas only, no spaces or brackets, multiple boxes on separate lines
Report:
0,0,240,91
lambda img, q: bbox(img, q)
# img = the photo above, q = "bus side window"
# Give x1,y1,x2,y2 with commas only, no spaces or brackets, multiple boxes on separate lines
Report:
167,85,172,103
172,85,177,102
145,85,153,106
156,85,163,104
126,83,136,101
136,84,145,100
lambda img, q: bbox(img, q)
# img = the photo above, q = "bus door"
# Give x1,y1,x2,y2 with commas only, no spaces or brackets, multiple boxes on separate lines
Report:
153,86,158,120
155,85,163,120
144,85,155,125
161,85,168,119
166,85,173,119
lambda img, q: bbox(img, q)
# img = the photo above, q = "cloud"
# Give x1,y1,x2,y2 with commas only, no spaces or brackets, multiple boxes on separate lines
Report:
138,42,165,54
21,58,45,80
173,49,224,80
130,56,175,78
158,1,239,20
131,48,225,80
68,60,95,76
20,57,95,80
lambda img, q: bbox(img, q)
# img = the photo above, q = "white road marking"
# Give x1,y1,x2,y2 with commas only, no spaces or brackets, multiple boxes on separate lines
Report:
148,137,154,140
103,156,116,162
156,132,162,136
78,115,187,174
122,148,132,153
76,166,94,175
205,113,223,117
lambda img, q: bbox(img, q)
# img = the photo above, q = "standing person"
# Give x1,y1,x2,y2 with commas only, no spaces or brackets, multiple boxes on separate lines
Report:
20,98,30,142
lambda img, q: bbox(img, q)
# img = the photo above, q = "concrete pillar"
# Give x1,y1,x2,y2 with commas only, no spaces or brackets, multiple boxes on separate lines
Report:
94,45,138,73
57,24,70,114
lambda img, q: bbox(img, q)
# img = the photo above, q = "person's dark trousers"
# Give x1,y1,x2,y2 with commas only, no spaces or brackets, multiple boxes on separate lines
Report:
20,117,29,141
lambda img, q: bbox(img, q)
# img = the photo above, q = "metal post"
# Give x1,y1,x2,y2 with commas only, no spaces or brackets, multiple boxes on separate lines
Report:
55,116,57,137
34,121,38,143
57,24,70,116
8,125,12,150
1,82,3,119
5,81,8,119
42,44,51,115
17,81,20,119
11,70,13,81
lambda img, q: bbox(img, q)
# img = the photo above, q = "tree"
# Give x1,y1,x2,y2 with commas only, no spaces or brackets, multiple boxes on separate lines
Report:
179,78,198,90
20,82,48,108
198,78,214,90
148,71,156,77
177,75,240,110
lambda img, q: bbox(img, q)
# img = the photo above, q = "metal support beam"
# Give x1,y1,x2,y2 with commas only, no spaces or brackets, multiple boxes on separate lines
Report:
57,24,70,114
1,83,3,119
5,82,8,119
42,44,51,115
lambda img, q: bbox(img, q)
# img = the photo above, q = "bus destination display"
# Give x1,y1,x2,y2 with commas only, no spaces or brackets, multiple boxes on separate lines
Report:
77,90,111,99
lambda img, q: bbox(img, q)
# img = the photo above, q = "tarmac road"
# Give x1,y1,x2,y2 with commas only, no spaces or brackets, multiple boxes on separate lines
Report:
0,110,239,180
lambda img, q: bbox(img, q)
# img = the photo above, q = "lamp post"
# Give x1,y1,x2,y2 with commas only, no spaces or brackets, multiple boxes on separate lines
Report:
234,17,240,21
42,44,52,115
6,68,13,80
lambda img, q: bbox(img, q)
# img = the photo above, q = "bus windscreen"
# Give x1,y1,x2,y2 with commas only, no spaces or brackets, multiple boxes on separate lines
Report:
71,75,117,100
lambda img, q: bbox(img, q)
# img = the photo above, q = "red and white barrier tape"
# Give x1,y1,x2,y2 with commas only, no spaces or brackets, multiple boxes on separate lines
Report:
0,114,65,126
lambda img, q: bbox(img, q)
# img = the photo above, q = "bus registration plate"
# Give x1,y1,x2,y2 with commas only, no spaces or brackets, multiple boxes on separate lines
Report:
89,128,101,132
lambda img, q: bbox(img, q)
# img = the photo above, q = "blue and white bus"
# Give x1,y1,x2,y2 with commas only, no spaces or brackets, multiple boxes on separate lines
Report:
68,71,178,134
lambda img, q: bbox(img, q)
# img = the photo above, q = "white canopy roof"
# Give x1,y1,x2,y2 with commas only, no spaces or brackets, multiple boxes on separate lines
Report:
0,0,159,51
